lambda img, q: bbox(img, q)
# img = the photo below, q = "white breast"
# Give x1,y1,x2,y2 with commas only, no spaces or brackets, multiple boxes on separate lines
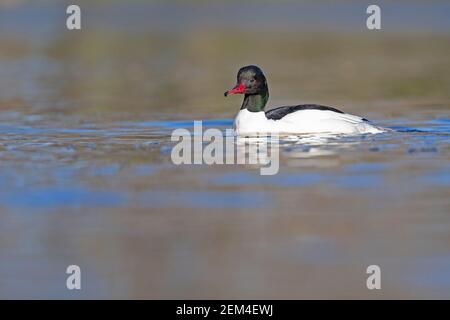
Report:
233,109,384,135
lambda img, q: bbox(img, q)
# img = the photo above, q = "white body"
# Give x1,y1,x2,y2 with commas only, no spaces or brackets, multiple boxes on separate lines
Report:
234,109,385,135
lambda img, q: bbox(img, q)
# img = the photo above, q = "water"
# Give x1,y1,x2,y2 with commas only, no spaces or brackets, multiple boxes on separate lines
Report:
0,110,448,298
1,1,450,299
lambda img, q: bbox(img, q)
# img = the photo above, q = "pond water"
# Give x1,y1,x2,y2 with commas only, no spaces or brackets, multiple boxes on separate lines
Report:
0,1,449,299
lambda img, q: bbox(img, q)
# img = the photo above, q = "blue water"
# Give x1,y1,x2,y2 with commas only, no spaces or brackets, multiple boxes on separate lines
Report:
0,116,448,208
0,113,449,299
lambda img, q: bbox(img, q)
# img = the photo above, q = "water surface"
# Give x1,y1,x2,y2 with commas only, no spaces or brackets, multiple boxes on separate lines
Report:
0,111,449,298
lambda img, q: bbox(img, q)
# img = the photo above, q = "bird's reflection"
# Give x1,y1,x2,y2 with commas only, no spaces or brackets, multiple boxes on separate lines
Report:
234,132,370,168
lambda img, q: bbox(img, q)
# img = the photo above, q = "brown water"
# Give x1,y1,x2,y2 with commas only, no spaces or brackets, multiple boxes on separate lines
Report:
0,1,449,299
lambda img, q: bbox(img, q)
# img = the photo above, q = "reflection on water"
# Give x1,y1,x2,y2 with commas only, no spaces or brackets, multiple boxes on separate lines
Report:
0,1,449,299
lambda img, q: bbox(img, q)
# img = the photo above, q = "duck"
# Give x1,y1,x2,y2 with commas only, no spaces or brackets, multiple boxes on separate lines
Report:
224,65,385,135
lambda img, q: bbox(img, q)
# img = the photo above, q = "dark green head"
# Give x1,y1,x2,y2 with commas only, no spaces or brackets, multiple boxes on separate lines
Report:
224,65,269,112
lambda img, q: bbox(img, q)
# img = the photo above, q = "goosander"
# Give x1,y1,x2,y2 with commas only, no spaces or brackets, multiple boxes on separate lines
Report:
224,65,385,135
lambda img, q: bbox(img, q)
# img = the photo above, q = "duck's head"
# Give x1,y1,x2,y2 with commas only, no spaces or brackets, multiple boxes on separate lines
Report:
224,65,268,97
224,65,269,112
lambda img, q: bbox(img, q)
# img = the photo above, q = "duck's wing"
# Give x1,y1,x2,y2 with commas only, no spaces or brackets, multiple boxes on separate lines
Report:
265,104,367,121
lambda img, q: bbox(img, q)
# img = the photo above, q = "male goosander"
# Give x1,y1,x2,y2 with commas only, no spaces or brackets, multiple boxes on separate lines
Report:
224,65,385,135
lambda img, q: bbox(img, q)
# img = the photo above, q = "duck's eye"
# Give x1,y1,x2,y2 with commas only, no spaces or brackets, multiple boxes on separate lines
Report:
250,79,255,83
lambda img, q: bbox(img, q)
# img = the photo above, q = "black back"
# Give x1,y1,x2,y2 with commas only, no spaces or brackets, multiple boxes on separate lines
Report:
265,104,346,120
